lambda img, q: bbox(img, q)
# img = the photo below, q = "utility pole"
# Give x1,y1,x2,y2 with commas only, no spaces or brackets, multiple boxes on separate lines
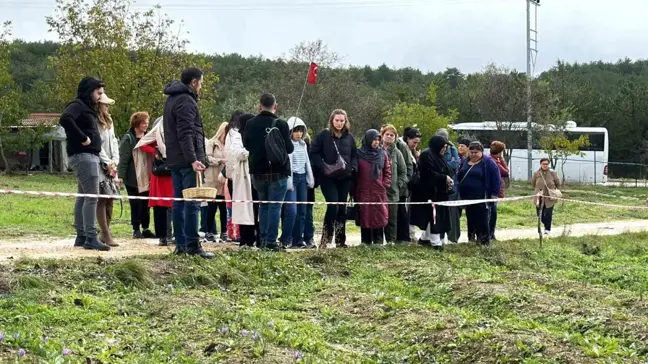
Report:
526,0,540,179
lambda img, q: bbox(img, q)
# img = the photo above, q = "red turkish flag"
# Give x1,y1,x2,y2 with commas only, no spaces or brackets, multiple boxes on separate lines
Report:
307,62,318,84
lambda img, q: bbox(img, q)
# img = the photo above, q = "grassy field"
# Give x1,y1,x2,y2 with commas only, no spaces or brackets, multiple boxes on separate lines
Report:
0,173,648,238
0,233,647,362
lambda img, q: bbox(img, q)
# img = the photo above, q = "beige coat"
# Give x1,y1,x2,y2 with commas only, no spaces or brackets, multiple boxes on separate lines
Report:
133,117,166,193
226,129,255,225
205,136,226,195
531,169,561,208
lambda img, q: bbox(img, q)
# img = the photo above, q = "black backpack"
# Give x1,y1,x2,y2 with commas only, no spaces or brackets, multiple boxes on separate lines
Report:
265,118,288,168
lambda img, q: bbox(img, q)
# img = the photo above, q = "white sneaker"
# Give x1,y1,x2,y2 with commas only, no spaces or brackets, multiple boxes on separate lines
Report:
544,230,550,236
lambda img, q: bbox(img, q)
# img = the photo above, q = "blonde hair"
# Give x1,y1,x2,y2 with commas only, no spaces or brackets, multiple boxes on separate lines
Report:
129,112,150,129
214,122,228,144
328,109,350,133
98,104,113,129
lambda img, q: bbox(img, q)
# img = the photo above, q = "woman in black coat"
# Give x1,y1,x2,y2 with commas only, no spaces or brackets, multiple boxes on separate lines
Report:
409,135,454,249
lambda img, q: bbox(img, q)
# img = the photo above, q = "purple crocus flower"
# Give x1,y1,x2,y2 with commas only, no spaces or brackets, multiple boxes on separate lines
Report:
294,350,303,361
219,327,229,335
0,333,4,342
62,348,72,356
14,333,20,339
268,321,275,328
251,331,260,341
241,329,249,337
18,348,26,358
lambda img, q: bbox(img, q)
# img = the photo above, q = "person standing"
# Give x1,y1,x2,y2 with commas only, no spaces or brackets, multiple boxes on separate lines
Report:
59,76,110,251
395,129,413,243
226,112,258,249
401,127,422,241
163,67,214,258
242,94,294,251
95,92,120,247
380,124,407,244
281,116,315,249
310,109,358,249
134,117,174,246
355,129,391,245
531,158,561,235
205,122,229,243
489,141,509,241
118,112,155,239
457,142,501,246
457,138,475,241
410,135,454,250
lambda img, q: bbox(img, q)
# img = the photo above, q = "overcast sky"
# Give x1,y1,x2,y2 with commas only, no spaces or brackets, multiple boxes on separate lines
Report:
2,0,648,74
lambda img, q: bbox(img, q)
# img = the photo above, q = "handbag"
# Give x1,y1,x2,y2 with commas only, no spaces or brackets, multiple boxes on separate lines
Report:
99,164,119,196
152,150,171,177
321,136,347,177
540,171,562,201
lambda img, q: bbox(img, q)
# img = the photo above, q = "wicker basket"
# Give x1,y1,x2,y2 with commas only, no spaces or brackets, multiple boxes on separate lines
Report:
182,171,217,199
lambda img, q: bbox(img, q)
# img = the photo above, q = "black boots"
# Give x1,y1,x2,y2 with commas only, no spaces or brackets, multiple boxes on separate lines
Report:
83,237,111,251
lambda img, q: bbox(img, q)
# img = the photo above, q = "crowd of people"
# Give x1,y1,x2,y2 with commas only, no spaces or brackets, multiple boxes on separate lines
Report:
58,67,562,258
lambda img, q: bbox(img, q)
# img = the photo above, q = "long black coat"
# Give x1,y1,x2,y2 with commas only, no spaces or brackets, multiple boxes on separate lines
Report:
409,148,452,233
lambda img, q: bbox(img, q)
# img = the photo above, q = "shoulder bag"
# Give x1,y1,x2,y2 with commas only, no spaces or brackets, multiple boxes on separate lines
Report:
321,134,347,177
540,171,562,201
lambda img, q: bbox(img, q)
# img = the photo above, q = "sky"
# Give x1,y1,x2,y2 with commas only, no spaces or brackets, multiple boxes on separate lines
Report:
2,0,648,75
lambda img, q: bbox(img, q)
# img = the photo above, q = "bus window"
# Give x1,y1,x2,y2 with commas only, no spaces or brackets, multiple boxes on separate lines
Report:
566,132,605,151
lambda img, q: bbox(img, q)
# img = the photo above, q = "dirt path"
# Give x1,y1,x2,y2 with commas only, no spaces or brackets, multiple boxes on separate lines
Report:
0,219,646,261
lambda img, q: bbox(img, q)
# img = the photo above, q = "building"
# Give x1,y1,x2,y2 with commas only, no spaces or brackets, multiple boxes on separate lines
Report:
1,113,69,172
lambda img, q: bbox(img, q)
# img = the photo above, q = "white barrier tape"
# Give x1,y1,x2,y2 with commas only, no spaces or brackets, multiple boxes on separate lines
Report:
550,196,648,210
0,188,538,207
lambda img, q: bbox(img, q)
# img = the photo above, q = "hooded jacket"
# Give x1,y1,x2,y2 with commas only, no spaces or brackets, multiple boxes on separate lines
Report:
59,77,105,157
286,116,314,190
162,80,206,169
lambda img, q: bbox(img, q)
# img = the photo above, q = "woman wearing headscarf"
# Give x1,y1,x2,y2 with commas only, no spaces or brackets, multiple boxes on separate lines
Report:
354,129,391,245
410,135,454,249
457,141,501,246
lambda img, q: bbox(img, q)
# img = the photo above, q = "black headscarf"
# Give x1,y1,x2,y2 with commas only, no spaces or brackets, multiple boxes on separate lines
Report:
358,129,385,181
426,135,452,176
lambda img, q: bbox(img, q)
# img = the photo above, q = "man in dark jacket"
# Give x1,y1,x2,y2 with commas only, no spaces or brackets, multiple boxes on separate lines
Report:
163,67,213,259
59,76,110,251
242,93,294,250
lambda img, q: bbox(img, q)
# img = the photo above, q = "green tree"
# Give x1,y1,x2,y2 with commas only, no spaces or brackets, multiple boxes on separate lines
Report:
384,83,457,143
46,0,218,134
0,21,28,173
540,133,590,182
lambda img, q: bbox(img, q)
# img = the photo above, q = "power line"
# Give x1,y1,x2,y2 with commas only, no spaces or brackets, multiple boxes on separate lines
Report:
3,0,512,10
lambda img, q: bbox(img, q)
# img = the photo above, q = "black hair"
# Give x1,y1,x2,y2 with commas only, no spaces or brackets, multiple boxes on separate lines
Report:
225,110,244,136
458,138,471,147
260,93,276,109
181,67,203,85
238,113,255,134
540,158,550,164
403,127,422,142
468,141,484,151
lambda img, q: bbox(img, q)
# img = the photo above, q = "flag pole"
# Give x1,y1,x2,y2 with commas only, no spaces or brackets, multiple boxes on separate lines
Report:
295,62,311,117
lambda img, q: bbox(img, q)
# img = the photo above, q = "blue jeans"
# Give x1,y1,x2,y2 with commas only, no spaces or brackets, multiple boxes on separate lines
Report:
252,176,288,245
281,173,308,246
171,167,200,249
304,203,314,242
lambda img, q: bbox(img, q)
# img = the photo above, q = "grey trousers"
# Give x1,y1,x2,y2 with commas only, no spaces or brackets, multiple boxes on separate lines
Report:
70,153,100,238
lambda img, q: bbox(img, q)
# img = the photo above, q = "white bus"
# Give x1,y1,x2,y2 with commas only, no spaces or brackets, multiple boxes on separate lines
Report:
449,121,609,184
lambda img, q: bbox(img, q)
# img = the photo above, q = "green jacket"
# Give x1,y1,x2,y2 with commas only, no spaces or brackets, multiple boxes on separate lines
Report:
118,129,139,189
385,143,407,201
395,138,413,197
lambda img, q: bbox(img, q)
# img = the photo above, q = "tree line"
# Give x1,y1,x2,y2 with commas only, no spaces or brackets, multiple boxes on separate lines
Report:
1,0,648,178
